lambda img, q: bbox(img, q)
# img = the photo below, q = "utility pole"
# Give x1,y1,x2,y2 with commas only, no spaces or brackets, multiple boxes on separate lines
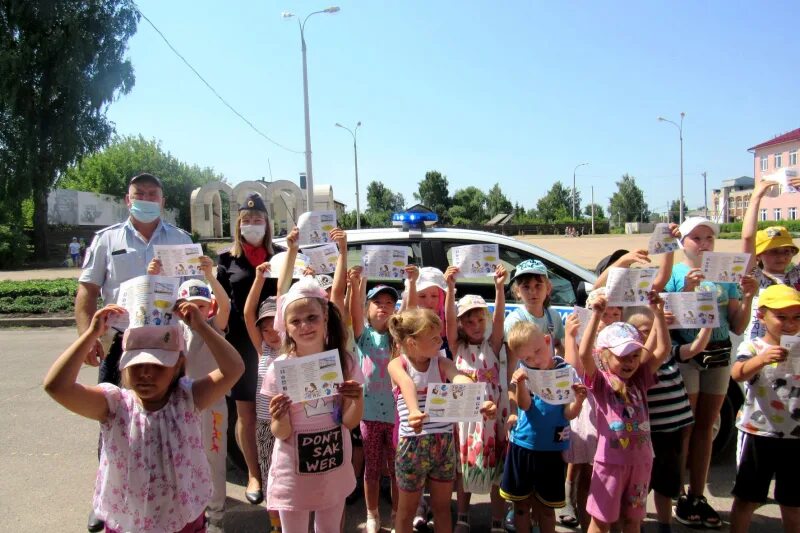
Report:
702,171,708,218
591,186,595,235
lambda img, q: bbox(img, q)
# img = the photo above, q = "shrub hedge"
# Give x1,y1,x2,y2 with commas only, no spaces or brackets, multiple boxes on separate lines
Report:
0,279,78,314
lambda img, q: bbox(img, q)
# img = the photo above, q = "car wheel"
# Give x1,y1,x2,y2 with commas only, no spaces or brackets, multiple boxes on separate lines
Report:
226,395,247,472
712,379,744,458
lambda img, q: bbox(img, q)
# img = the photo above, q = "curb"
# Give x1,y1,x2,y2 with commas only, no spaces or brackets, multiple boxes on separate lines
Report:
0,317,76,328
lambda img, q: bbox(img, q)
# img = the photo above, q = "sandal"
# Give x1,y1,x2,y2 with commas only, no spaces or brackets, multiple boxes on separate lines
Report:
673,494,701,527
694,495,722,529
558,508,578,527
453,520,471,533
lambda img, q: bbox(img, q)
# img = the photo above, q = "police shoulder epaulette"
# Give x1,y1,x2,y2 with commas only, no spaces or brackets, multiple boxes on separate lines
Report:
94,222,125,235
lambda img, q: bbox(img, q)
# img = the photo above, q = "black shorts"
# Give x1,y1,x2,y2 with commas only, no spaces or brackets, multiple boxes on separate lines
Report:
650,429,685,498
98,333,123,386
499,442,565,507
228,327,259,401
733,432,800,507
351,423,363,447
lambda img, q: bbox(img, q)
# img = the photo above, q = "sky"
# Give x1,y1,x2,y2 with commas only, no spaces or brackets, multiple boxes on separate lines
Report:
106,0,799,218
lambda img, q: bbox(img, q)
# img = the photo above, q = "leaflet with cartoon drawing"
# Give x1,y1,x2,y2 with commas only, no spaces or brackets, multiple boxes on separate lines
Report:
266,251,310,279
153,244,204,277
660,291,720,330
271,349,344,403
572,306,592,344
525,366,577,405
114,274,180,330
297,210,337,246
450,244,501,278
361,245,411,279
425,382,486,423
301,243,339,274
605,267,658,307
774,335,800,375
648,223,680,255
700,252,751,284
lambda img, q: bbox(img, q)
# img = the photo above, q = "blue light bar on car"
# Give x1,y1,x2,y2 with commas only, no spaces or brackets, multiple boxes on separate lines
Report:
392,210,439,228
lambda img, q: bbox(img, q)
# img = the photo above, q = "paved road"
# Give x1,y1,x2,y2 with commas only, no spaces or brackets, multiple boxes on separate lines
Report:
0,328,786,531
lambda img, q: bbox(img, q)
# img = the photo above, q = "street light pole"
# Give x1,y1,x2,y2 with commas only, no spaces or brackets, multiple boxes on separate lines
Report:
572,162,588,220
335,121,362,229
283,6,340,211
658,112,685,223
702,171,708,218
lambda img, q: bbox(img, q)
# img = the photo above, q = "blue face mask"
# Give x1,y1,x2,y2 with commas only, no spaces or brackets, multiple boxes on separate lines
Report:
129,199,162,223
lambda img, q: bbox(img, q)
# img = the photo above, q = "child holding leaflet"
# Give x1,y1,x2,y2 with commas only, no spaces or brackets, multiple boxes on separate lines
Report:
444,265,509,532
350,268,402,533
729,284,800,533
387,308,496,533
500,321,587,533
578,291,671,533
263,277,365,533
44,303,244,533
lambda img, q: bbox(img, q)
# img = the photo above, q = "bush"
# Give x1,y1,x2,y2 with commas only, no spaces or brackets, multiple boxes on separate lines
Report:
0,225,30,268
0,279,78,314
719,220,800,234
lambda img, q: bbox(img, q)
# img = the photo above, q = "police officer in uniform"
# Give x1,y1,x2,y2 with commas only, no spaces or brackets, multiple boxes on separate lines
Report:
75,172,193,531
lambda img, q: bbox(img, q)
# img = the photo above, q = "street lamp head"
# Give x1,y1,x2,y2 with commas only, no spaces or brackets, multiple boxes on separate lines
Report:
335,122,343,128
281,11,295,18
324,6,340,13
356,121,362,127
680,111,685,118
657,117,666,122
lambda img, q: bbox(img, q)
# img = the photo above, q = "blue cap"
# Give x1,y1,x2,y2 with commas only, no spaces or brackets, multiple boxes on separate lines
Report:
239,192,267,213
367,285,400,302
511,259,548,281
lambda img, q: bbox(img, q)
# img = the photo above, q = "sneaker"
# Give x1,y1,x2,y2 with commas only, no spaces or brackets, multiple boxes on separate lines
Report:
694,495,722,529
504,508,516,532
366,514,381,533
673,494,701,527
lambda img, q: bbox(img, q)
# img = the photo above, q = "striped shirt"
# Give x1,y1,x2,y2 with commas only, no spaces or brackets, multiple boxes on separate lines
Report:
647,348,693,433
395,354,452,437
256,344,278,421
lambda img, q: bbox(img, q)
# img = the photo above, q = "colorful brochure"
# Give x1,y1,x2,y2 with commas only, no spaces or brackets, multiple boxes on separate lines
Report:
266,251,310,278
525,366,577,405
700,252,751,284
605,267,658,307
301,243,339,274
114,275,180,330
271,349,344,403
450,244,501,278
660,291,720,329
648,223,680,255
153,244,204,277
297,211,337,246
425,383,486,423
572,306,592,344
361,245,411,279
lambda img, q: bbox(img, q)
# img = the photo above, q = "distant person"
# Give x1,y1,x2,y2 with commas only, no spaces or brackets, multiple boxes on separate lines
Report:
75,172,193,532
68,237,81,267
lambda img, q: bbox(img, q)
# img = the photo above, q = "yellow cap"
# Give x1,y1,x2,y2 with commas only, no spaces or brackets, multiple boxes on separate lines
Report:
755,226,799,256
758,284,800,310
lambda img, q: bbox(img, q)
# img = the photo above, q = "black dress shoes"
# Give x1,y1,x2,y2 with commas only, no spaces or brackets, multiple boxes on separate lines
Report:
87,509,104,532
245,488,264,505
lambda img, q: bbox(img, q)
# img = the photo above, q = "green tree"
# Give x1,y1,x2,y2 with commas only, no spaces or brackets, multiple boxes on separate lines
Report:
486,183,513,218
608,174,649,226
449,186,486,225
59,135,225,229
536,181,572,222
414,170,451,223
0,0,139,258
667,199,682,224
584,203,605,219
567,188,583,219
366,181,404,213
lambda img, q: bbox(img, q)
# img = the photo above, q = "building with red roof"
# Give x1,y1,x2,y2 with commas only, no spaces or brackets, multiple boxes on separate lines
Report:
749,127,800,222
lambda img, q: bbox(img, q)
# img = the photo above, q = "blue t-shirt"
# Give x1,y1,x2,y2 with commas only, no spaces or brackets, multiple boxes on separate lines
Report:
665,262,740,344
510,357,570,452
357,325,394,424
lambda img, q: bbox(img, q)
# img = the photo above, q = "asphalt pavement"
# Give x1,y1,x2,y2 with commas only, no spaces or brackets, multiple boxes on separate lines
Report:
0,328,787,532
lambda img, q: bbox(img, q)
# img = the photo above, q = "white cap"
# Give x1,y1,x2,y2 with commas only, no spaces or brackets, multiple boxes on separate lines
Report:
177,279,212,302
119,348,181,370
414,267,447,292
678,217,719,247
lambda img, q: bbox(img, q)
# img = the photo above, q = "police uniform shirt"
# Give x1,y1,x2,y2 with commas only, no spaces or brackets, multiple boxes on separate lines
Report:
79,218,193,305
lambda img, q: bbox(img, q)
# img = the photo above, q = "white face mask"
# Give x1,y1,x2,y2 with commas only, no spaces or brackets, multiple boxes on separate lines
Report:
241,224,266,245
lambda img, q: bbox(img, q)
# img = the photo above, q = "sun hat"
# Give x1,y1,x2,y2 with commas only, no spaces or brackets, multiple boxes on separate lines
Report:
256,296,278,325
315,274,334,291
119,325,184,369
511,259,549,282
677,217,719,245
596,322,645,357
177,279,212,303
415,267,447,292
755,226,799,256
457,294,488,317
367,284,400,302
758,284,800,310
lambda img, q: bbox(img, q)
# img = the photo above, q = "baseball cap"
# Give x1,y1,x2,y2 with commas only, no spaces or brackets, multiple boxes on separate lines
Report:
596,322,645,357
415,267,447,292
457,294,488,317
119,325,184,369
128,172,163,189
586,287,608,310
758,284,800,310
256,296,278,325
511,259,549,281
177,279,212,303
367,284,400,302
678,217,719,245
315,274,334,291
755,226,799,256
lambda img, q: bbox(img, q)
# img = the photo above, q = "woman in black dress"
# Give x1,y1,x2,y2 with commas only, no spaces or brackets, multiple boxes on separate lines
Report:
217,193,280,504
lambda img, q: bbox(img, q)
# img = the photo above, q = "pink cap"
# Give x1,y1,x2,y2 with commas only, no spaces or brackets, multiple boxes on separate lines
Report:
596,322,645,357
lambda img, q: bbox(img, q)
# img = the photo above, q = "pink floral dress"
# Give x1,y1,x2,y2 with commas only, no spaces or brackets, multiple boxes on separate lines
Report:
455,339,509,494
94,378,211,533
